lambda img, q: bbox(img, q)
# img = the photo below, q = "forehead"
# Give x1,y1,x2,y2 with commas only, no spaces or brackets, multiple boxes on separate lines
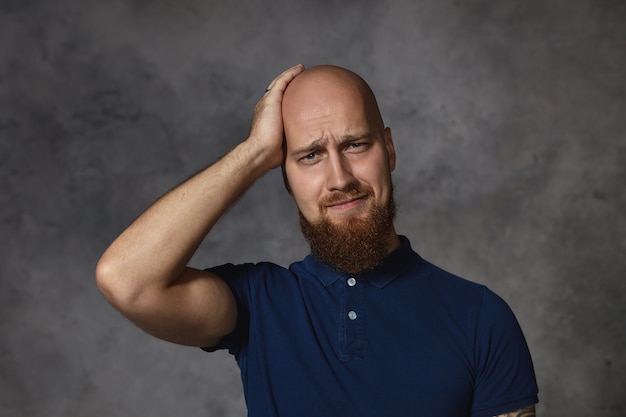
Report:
283,89,373,149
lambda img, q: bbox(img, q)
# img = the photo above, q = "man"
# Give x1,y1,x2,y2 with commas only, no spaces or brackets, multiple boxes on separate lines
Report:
96,64,538,416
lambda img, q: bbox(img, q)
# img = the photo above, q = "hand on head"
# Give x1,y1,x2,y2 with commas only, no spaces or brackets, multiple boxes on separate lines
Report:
247,64,305,170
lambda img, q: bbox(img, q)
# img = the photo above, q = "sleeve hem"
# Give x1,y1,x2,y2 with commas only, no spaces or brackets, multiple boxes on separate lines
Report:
471,394,538,417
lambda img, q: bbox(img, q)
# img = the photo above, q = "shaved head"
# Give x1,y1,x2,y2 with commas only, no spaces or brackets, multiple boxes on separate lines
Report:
282,65,385,139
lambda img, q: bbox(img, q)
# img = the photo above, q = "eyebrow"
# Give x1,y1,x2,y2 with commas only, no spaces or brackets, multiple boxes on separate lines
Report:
290,133,373,157
290,138,328,157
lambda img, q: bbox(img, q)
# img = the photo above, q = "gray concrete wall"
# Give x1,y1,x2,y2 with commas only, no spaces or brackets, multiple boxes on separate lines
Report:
1,1,624,416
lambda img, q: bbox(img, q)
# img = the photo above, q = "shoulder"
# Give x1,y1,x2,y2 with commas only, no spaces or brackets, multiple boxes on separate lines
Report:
406,258,522,332
416,260,489,305
208,261,290,281
207,261,305,299
391,238,481,291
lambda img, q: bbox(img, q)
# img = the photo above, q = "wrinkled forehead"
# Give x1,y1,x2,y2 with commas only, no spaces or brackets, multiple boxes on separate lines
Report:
282,66,383,146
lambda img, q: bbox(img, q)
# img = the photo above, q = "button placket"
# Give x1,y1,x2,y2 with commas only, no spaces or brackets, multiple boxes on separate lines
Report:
347,277,358,320
339,275,364,360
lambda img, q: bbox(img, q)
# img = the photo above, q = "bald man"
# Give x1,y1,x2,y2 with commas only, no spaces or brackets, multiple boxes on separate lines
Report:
97,64,538,417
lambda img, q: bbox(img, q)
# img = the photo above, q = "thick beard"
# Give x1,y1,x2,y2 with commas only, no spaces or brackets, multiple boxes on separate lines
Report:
299,183,396,275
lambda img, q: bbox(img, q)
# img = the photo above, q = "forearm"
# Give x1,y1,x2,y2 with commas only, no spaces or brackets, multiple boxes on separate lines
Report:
96,139,272,304
96,64,304,328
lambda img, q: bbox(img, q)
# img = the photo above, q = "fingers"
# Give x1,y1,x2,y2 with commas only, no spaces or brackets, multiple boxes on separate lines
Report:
264,64,305,95
245,65,304,169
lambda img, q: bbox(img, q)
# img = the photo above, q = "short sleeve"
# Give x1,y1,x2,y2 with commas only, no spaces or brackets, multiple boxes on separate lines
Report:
200,263,257,355
471,288,539,417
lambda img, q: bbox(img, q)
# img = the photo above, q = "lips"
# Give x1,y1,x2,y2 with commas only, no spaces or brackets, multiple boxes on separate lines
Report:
319,185,374,213
325,195,366,208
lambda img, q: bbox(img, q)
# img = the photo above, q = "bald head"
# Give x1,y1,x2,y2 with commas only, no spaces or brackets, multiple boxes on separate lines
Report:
282,65,385,141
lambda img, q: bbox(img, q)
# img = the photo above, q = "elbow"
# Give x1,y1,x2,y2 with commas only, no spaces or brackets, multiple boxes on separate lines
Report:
95,255,119,304
95,255,139,311
95,256,114,299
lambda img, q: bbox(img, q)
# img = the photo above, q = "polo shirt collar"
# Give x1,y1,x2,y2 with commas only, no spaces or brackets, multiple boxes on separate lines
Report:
303,235,420,288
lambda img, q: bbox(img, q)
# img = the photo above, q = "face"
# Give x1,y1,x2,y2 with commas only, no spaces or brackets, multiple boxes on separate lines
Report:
282,67,400,272
283,89,397,227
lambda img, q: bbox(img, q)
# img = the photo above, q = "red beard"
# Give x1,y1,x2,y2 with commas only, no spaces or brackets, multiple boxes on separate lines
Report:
299,183,396,274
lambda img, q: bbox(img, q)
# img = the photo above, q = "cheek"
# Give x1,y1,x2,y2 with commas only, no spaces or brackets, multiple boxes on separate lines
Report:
286,169,318,206
291,186,317,211
355,163,385,184
356,164,392,198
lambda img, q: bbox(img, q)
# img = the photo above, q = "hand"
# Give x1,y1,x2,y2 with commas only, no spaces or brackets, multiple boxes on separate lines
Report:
247,64,305,169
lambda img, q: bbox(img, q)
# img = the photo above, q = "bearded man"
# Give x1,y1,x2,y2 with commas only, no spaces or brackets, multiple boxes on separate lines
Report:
96,64,539,417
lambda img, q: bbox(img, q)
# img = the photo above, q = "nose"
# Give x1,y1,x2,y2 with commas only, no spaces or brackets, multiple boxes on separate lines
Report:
326,153,356,192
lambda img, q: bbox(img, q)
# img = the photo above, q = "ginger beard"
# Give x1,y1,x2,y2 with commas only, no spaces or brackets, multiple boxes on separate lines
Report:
299,182,396,275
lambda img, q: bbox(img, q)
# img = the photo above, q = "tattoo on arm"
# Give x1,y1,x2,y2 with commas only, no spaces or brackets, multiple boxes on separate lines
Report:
495,405,536,417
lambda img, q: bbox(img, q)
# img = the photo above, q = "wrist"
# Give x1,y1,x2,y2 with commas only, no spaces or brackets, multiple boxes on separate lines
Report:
237,135,283,172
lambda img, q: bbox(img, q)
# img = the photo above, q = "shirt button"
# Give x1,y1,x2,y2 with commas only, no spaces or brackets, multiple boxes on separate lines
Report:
348,310,358,320
347,277,357,287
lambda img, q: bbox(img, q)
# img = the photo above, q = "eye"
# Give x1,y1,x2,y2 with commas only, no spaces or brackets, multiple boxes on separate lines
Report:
299,152,318,163
346,142,369,152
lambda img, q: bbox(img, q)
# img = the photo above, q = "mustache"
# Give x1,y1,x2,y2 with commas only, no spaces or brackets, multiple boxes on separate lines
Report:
319,184,374,207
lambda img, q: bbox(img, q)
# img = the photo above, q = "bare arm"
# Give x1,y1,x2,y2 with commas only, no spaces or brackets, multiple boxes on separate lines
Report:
495,405,536,417
95,64,305,347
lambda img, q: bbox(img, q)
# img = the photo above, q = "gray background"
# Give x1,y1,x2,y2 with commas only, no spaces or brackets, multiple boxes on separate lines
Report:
1,0,624,416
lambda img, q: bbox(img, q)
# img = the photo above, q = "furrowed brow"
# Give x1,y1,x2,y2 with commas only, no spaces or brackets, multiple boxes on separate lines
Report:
289,133,374,157
290,138,328,157
337,133,373,145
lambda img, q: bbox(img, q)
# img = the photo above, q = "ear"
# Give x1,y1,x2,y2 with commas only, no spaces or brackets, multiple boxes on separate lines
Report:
281,133,293,195
384,127,396,172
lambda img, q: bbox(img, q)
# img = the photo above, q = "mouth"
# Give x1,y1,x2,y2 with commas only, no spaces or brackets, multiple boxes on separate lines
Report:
325,195,368,211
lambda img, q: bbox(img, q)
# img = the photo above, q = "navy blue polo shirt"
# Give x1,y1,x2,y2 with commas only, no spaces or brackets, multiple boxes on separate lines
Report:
205,236,538,417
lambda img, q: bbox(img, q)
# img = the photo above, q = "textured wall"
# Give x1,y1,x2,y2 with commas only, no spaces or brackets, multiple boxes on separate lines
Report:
1,1,625,416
